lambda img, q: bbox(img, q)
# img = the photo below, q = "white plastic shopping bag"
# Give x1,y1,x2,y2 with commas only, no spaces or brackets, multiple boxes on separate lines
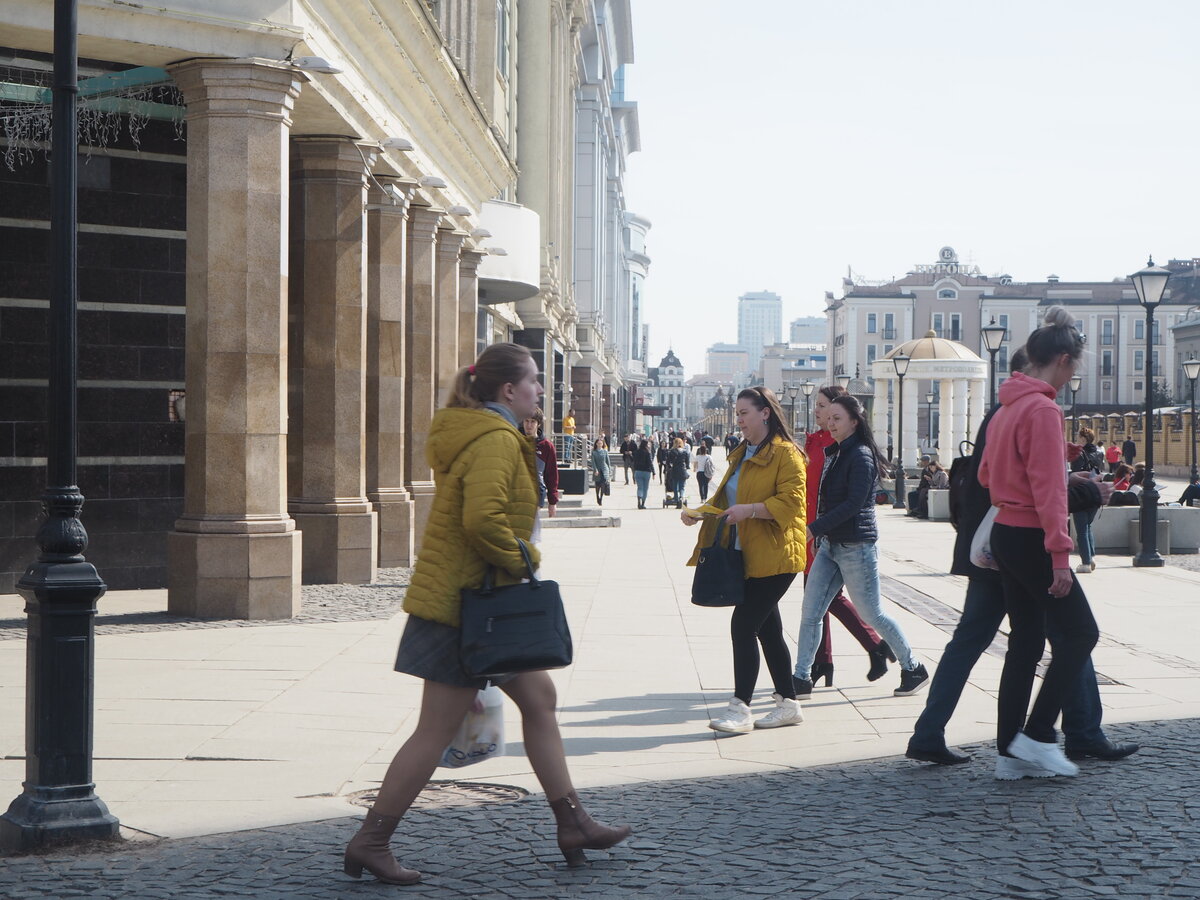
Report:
969,506,1001,571
440,683,505,768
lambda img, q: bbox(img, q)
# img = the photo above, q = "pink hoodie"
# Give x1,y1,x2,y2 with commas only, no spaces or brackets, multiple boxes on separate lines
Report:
978,372,1072,569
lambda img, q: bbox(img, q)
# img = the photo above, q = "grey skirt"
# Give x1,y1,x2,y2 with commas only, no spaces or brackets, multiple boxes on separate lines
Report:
394,613,515,690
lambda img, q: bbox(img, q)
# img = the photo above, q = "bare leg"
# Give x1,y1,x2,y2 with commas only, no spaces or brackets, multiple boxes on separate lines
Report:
373,680,478,816
500,670,573,800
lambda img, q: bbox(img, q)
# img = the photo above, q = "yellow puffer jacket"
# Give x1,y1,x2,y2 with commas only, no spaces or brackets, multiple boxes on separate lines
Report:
687,435,807,577
404,406,541,627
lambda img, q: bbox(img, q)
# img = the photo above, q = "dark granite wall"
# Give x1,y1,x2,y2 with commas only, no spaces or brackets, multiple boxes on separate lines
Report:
0,117,187,592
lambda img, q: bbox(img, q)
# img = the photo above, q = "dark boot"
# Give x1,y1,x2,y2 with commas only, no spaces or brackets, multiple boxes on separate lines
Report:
548,791,632,867
343,809,421,885
867,640,896,682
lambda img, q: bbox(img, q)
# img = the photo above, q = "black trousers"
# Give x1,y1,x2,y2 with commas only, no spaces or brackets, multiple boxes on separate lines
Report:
696,472,710,501
731,572,797,703
991,523,1099,752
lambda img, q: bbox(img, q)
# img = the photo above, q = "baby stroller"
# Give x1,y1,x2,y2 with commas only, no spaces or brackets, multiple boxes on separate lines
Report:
662,447,689,508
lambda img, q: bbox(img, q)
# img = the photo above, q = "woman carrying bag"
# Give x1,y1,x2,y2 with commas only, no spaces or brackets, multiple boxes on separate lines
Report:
343,343,630,885
591,438,612,505
682,386,807,733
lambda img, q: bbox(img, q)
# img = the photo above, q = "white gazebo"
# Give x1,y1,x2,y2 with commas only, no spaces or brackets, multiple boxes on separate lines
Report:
870,332,988,469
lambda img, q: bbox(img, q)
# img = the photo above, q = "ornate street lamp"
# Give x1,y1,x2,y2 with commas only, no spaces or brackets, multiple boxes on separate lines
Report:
981,318,1007,410
892,353,911,510
787,383,799,433
1130,256,1171,567
836,372,852,391
0,0,120,852
924,391,935,447
1069,374,1082,440
1184,357,1200,486
801,381,816,435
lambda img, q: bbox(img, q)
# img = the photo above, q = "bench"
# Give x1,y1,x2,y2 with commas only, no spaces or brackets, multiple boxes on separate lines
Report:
1080,504,1200,554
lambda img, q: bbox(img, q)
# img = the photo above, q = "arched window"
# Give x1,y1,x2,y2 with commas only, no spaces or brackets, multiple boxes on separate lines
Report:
938,288,957,300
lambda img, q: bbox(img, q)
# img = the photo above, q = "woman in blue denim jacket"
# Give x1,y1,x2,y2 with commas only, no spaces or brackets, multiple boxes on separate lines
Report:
792,395,930,698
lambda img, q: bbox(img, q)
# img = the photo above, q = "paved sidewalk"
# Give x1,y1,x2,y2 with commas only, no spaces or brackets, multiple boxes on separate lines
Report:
2,465,1199,895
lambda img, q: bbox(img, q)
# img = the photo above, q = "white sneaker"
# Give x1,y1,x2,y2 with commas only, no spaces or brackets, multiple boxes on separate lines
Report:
708,698,753,733
1007,732,1079,777
1075,562,1092,574
994,754,1057,781
753,693,804,729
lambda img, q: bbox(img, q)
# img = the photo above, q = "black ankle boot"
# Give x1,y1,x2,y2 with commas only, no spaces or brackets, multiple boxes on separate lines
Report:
867,641,896,682
810,662,834,687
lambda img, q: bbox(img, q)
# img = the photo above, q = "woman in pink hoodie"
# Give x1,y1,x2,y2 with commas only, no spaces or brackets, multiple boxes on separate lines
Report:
978,307,1099,780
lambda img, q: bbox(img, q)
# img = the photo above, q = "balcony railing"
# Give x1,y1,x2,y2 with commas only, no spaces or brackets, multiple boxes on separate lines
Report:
881,328,897,340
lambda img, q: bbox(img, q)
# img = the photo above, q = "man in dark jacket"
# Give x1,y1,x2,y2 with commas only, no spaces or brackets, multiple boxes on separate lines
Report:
1122,436,1136,465
906,359,1140,769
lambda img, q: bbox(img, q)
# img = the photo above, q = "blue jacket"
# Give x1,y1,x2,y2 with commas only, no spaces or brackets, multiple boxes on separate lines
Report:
809,433,878,543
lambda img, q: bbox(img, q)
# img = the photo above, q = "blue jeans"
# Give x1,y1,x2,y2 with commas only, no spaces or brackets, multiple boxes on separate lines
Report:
1073,509,1097,565
795,540,918,677
633,470,651,501
909,576,1105,750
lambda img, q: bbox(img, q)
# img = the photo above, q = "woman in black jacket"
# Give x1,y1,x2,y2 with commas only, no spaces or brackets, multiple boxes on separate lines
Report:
632,439,655,509
792,395,930,698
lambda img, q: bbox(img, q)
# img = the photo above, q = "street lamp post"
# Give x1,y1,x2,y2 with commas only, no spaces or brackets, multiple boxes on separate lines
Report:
787,384,799,433
836,372,852,392
801,381,815,436
981,318,1007,410
924,391,935,448
1184,357,1200,487
892,354,911,510
0,0,120,852
1069,375,1082,440
1131,256,1171,567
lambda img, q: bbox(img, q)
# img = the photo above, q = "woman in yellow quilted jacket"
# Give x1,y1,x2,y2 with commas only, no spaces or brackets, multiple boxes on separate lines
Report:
682,386,807,734
343,343,630,885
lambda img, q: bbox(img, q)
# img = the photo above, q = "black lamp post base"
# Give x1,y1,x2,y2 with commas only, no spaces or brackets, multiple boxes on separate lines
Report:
0,786,119,852
1132,553,1165,568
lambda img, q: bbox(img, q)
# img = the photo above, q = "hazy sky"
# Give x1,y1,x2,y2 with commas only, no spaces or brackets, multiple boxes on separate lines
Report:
623,0,1198,376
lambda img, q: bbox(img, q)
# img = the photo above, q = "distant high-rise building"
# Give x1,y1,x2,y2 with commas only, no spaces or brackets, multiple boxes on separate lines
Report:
738,291,782,367
790,316,827,347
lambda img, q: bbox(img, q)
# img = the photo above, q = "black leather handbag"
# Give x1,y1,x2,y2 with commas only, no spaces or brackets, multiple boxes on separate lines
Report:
460,540,573,678
690,520,744,607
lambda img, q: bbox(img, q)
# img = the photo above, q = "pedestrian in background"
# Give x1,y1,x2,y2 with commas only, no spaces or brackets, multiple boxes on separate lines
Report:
802,385,895,692
562,407,577,461
632,439,654,509
665,436,691,505
1122,435,1136,466
620,434,636,484
524,408,559,519
591,438,612,506
1105,441,1121,473
344,343,631,884
1069,426,1103,574
682,386,807,733
979,306,1100,779
793,395,930,699
694,442,716,501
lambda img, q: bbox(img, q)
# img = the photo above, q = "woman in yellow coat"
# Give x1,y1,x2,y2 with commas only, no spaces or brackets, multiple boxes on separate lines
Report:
683,386,807,733
342,343,630,885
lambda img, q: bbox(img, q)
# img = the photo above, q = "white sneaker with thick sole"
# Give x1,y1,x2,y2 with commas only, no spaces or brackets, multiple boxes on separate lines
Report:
753,693,804,729
1075,562,1092,574
995,755,1057,780
1008,732,1079,776
708,697,753,734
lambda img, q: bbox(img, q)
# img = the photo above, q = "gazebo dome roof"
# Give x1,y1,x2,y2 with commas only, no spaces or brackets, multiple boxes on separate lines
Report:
884,331,983,363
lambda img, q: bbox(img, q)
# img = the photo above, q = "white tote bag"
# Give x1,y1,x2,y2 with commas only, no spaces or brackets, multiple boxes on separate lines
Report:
969,506,1001,571
440,684,506,768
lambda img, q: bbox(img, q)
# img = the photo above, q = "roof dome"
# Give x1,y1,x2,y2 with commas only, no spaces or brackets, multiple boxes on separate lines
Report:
658,348,682,368
884,330,983,362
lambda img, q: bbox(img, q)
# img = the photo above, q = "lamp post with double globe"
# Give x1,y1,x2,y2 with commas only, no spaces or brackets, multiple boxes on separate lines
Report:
1130,257,1171,567
1184,357,1200,486
892,353,911,510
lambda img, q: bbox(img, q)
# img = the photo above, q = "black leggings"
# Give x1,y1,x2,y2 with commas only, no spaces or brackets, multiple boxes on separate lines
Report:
731,573,797,703
992,523,1099,753
696,472,710,501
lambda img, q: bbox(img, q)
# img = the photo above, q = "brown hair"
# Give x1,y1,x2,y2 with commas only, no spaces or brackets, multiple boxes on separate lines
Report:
829,394,889,477
446,342,533,409
736,385,799,449
1026,306,1084,367
1078,426,1096,443
818,384,847,404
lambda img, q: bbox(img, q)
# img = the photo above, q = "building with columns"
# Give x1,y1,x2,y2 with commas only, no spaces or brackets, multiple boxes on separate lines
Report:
0,0,648,616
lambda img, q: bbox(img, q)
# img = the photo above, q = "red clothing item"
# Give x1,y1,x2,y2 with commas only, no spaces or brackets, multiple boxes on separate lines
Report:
536,438,559,504
978,372,1072,569
1105,444,1121,464
1113,476,1131,491
803,429,836,525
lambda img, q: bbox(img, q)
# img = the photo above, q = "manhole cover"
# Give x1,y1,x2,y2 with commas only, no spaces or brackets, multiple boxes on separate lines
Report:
349,781,528,811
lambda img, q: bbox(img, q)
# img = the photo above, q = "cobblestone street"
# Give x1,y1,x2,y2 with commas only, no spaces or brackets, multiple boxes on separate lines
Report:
3,717,1195,899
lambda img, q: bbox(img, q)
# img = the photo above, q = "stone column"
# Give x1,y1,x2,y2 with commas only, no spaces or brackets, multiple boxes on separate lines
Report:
367,178,417,568
937,379,955,463
872,377,889,451
406,206,443,552
902,376,919,471
968,380,985,442
286,137,377,585
435,229,467,407
166,59,303,620
459,248,487,366
950,378,969,460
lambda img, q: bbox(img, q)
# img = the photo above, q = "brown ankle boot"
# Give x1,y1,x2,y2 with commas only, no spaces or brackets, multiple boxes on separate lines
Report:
548,791,632,867
343,808,421,885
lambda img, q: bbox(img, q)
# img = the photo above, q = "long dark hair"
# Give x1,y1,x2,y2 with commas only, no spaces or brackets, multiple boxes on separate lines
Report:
830,395,889,477
736,386,799,449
